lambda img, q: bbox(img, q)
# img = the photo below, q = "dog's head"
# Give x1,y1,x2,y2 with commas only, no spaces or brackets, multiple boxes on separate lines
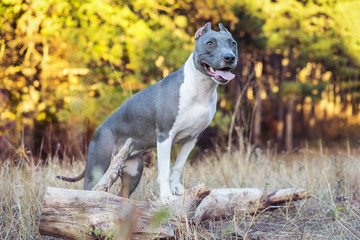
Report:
193,22,238,85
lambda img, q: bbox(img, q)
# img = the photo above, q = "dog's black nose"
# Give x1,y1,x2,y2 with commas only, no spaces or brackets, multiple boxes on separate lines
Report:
223,53,236,64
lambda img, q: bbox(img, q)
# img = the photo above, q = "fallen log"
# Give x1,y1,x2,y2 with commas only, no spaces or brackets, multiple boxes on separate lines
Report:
193,187,308,224
40,138,309,239
38,186,309,239
39,187,162,240
39,184,210,239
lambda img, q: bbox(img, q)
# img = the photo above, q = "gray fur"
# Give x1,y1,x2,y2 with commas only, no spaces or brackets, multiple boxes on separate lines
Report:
83,66,185,190
193,29,238,83
155,66,185,142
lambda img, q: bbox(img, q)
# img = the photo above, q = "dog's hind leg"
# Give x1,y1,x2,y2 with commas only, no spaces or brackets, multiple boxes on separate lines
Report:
84,128,116,190
120,154,144,198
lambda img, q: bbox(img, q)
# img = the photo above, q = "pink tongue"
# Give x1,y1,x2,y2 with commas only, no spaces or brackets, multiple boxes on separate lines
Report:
215,70,235,81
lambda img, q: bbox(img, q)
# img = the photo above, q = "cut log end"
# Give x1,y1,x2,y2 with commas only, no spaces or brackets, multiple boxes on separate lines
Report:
38,187,175,239
165,183,211,218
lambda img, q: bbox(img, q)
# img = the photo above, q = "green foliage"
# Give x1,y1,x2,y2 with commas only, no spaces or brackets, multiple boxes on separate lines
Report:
1,0,360,156
86,223,115,239
262,0,360,77
149,208,169,229
280,81,327,101
210,111,231,134
0,0,194,154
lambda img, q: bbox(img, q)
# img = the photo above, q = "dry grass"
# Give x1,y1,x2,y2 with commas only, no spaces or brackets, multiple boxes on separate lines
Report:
1,145,360,239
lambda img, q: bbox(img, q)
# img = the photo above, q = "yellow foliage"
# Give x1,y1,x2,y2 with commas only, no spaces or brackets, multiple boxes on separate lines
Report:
255,62,263,78
261,89,267,100
220,99,226,108
298,63,312,83
174,15,187,28
322,71,332,82
68,74,78,84
29,86,40,103
247,88,254,100
155,56,164,67
272,86,279,93
1,110,16,121
36,112,46,121
162,68,170,78
1,0,360,152
311,89,319,95
282,58,289,67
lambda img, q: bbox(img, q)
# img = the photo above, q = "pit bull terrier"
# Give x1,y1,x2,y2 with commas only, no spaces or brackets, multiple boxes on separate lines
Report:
57,22,238,202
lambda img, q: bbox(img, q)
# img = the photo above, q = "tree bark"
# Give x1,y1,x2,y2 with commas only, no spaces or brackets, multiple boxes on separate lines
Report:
193,187,308,223
285,98,295,151
39,186,308,239
277,99,285,148
253,61,263,147
253,94,262,147
38,187,174,240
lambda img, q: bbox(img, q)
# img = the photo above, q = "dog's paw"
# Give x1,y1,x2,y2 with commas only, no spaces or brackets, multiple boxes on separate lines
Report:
170,182,185,195
159,193,177,205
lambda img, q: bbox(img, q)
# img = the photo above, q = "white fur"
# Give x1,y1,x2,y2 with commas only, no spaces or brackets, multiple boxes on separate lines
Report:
124,156,140,176
157,136,173,200
170,137,197,195
157,53,218,201
172,52,218,144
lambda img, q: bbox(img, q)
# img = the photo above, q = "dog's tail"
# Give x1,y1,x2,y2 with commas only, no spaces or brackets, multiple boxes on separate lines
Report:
56,170,85,182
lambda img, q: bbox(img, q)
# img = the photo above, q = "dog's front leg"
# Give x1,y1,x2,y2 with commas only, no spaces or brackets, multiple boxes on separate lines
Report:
156,137,174,202
170,137,197,195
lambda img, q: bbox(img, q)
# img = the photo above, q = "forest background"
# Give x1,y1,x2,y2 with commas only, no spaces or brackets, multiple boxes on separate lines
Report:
1,0,360,161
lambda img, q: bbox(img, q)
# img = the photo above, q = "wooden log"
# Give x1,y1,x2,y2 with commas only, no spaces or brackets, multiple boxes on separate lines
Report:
39,186,308,239
193,187,309,224
38,187,174,239
166,183,211,219
38,184,211,239
39,137,213,239
39,143,309,239
92,138,134,192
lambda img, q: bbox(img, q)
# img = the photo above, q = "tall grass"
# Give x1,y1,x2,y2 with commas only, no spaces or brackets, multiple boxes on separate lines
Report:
1,144,360,239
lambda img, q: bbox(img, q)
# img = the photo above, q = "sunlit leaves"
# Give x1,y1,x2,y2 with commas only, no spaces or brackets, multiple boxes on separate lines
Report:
1,0,360,154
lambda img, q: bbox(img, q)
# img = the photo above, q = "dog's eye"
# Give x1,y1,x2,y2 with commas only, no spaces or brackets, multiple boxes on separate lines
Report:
231,42,236,47
207,41,214,46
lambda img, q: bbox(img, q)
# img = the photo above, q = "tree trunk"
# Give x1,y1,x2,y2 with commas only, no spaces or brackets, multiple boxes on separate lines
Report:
285,98,295,151
308,102,316,139
253,91,262,147
253,61,263,147
277,99,285,148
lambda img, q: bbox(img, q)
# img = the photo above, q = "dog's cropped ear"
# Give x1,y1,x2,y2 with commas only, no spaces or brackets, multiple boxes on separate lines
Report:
195,22,212,40
218,23,232,36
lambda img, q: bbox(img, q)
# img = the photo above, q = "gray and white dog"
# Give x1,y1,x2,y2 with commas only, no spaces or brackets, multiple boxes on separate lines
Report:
57,22,238,202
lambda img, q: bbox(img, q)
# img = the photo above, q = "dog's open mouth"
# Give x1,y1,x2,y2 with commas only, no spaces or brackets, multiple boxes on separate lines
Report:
202,63,235,82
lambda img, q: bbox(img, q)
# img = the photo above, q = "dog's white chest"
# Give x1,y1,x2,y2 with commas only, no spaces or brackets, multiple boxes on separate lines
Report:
172,92,216,143
170,59,218,143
